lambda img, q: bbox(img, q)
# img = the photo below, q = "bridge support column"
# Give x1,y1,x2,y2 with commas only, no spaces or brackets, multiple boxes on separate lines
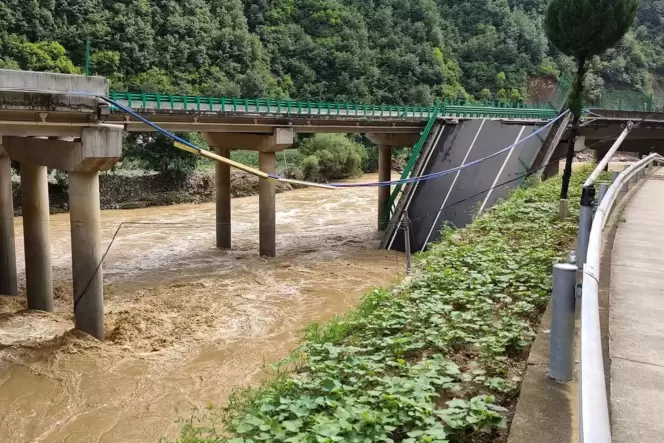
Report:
69,171,104,340
20,162,53,311
259,152,276,257
204,129,293,257
0,145,17,296
215,147,231,249
378,145,392,230
366,133,419,231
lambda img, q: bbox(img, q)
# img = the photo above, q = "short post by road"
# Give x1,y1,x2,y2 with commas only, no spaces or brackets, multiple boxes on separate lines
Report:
622,166,630,193
403,216,412,275
597,183,609,209
550,263,577,382
577,185,595,267
611,171,619,184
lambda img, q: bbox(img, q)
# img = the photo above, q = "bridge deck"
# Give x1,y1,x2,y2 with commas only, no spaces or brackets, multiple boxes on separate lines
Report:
610,168,664,442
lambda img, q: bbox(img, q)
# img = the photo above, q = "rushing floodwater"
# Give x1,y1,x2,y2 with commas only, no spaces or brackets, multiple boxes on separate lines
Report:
0,173,402,443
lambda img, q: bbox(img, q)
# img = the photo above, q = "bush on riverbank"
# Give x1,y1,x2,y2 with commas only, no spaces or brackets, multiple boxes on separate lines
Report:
296,134,367,182
173,168,591,443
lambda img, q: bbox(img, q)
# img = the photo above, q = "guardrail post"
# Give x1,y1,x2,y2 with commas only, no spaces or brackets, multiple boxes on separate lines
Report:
597,183,609,208
578,185,595,266
550,263,577,381
403,216,412,275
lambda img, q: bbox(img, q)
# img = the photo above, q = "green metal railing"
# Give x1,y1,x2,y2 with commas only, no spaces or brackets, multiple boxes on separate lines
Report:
595,89,664,112
548,72,664,113
383,105,441,224
109,92,437,118
548,73,573,112
108,92,557,120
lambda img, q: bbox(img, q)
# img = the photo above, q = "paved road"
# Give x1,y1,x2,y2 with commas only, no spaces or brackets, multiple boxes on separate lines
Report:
610,168,664,442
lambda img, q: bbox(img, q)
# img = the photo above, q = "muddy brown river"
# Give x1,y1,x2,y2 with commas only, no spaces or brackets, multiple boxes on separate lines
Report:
0,173,402,443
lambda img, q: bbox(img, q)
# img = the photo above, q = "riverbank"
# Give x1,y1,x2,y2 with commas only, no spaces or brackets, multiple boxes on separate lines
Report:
174,170,591,443
10,169,294,215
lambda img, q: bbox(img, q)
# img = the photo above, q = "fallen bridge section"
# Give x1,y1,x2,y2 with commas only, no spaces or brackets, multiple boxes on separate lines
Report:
382,118,554,252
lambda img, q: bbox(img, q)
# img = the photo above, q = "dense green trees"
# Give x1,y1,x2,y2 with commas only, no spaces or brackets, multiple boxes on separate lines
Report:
1,0,663,104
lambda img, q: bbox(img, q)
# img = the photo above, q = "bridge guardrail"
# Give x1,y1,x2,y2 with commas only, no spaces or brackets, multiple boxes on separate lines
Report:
579,153,663,443
108,92,557,121
384,105,441,223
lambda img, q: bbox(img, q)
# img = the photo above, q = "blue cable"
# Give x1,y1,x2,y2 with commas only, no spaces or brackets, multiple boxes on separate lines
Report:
328,110,569,188
99,96,205,154
100,95,568,189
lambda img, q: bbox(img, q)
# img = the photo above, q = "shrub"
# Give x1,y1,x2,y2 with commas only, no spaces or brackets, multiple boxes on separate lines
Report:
297,134,366,181
299,155,321,182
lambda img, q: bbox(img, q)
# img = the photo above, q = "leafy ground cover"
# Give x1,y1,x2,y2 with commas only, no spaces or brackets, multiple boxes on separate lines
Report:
174,168,592,443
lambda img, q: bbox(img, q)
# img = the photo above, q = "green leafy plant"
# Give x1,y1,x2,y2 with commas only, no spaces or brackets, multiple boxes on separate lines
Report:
171,167,594,443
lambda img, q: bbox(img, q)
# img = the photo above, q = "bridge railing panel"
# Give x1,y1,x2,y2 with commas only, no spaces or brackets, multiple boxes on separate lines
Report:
108,92,558,121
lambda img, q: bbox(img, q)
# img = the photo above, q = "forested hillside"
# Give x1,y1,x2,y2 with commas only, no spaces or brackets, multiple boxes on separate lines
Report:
1,0,663,105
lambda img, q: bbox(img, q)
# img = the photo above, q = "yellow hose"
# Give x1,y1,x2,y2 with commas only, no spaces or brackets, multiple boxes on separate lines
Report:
173,141,337,190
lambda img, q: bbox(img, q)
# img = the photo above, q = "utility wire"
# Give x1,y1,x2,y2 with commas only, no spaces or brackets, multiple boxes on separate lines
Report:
101,95,568,190
73,102,660,308
407,139,620,225
404,104,664,227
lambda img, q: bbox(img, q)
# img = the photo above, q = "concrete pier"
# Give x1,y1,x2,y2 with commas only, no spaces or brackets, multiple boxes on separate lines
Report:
0,146,17,296
204,129,293,257
259,152,277,257
215,147,232,249
20,162,53,311
69,171,104,339
378,145,392,230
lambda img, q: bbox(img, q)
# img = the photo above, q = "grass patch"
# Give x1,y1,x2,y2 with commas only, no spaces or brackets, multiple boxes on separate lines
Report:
171,167,596,443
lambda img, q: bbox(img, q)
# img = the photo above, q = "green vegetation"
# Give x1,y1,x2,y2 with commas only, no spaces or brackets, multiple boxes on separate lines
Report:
294,134,367,182
3,0,663,179
2,1,664,103
172,169,592,443
545,0,637,198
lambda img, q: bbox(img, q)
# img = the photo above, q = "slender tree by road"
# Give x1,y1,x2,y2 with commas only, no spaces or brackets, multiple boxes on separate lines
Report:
545,0,638,200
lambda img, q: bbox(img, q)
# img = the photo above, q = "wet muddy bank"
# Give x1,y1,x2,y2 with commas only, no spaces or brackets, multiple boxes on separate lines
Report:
0,173,402,443
11,169,294,215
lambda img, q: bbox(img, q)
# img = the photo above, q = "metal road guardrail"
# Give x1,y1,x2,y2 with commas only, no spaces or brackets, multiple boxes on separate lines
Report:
107,92,558,121
579,153,663,443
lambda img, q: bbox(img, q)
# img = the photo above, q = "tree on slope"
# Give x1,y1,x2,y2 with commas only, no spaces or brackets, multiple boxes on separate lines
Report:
545,0,638,200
